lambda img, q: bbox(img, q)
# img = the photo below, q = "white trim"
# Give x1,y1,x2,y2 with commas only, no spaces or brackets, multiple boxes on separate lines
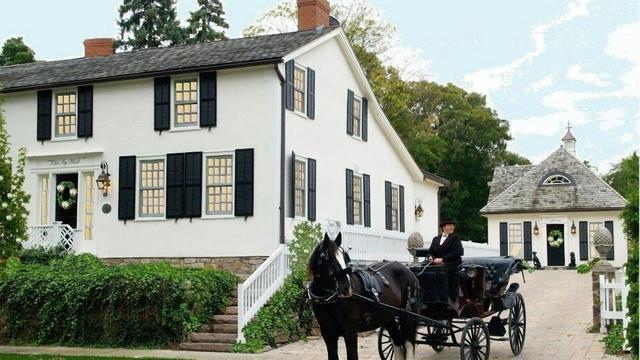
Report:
202,150,235,218
352,172,364,226
293,155,308,220
171,74,200,131
27,150,104,160
293,64,307,115
52,88,78,139
350,94,364,140
135,154,167,221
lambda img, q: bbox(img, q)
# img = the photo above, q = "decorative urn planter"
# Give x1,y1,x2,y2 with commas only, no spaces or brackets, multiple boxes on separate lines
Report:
592,227,613,260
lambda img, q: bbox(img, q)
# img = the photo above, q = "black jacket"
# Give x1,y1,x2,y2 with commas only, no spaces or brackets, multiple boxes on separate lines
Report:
427,233,464,265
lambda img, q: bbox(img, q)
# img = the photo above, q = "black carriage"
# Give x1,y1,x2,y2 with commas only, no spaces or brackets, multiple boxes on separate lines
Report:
377,253,526,360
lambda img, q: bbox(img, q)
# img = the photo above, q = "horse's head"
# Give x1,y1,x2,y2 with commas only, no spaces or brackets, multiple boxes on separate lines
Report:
308,232,352,298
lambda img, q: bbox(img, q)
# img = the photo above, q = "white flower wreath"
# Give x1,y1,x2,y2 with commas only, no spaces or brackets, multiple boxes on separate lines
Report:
547,230,564,248
56,181,78,210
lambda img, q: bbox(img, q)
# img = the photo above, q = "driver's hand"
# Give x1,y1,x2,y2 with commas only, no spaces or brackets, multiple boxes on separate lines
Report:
432,258,444,265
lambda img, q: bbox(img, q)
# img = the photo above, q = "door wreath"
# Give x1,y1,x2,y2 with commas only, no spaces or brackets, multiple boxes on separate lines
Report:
547,229,564,248
56,181,78,210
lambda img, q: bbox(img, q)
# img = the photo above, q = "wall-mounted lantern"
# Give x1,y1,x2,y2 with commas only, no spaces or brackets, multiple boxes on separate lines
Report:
95,161,111,197
571,220,577,234
533,222,539,235
414,199,424,218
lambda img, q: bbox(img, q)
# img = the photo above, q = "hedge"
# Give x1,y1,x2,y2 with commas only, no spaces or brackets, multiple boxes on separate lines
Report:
0,254,236,347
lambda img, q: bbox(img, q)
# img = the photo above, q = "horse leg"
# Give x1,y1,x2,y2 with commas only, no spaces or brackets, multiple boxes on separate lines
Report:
321,333,339,360
387,322,406,360
344,332,359,360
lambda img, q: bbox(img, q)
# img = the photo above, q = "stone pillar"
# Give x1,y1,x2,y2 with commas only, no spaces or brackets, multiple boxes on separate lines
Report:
591,261,615,331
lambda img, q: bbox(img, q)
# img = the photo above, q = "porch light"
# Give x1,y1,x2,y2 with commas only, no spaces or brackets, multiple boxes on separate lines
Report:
571,221,576,234
414,199,424,218
533,222,539,235
95,161,111,197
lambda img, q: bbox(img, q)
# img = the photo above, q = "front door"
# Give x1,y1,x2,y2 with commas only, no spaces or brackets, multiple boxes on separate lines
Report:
546,224,565,266
55,173,78,229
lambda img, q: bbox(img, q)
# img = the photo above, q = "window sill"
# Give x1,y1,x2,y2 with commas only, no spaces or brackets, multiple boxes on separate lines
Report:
201,214,235,220
134,217,167,222
51,136,80,142
291,110,310,120
169,126,201,133
350,134,364,142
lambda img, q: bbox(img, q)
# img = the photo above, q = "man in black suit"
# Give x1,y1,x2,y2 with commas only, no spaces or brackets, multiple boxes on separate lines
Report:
427,218,464,302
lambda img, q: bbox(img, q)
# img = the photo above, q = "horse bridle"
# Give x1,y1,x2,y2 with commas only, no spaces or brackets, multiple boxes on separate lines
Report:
307,247,353,305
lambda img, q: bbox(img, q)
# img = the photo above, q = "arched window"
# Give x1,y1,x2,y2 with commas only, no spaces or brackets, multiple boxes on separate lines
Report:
542,174,572,185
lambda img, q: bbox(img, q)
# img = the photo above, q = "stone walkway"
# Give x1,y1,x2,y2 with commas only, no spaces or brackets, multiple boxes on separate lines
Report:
0,271,624,360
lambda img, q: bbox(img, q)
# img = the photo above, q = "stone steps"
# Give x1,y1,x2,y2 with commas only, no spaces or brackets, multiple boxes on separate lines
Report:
179,294,239,352
189,332,236,343
178,342,234,352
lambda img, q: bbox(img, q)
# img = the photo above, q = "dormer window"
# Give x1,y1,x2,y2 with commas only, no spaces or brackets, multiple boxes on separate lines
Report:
542,174,573,185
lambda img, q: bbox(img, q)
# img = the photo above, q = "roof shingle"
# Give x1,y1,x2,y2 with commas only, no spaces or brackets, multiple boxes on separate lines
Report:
0,27,336,92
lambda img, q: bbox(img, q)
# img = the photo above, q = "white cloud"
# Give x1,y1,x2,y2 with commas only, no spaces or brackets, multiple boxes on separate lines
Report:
605,22,640,98
380,45,433,81
463,0,589,93
566,65,609,87
510,109,585,137
527,75,555,92
617,132,635,145
598,108,626,131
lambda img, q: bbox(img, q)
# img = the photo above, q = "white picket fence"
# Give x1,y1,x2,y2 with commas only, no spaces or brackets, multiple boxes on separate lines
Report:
599,270,629,348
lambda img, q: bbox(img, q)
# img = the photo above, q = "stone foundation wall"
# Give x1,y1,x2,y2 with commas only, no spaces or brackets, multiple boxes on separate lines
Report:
100,256,267,276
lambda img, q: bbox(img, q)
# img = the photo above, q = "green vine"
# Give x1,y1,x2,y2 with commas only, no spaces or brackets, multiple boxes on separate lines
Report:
234,221,322,353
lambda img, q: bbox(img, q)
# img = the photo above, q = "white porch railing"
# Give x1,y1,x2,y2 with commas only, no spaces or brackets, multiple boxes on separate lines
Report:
599,270,629,349
341,227,411,264
24,222,76,251
237,244,290,342
460,240,500,258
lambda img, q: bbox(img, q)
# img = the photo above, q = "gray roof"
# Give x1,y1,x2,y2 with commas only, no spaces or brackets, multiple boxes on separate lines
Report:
422,170,449,187
481,147,627,214
0,27,336,92
562,129,576,141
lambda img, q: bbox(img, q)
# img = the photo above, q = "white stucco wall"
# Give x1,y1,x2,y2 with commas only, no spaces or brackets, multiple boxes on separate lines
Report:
4,65,282,258
485,211,627,267
282,36,442,241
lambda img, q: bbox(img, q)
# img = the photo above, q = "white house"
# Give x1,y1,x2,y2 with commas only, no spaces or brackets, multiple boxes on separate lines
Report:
481,126,628,267
0,1,450,274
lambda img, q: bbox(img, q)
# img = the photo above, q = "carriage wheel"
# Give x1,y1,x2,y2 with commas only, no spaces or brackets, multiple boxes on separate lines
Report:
430,321,448,353
378,327,395,360
508,293,526,355
460,317,490,360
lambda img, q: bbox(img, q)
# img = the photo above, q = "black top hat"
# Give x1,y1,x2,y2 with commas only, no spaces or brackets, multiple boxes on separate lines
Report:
439,217,456,227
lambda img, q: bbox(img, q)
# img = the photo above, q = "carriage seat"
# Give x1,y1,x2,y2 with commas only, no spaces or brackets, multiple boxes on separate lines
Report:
460,257,523,296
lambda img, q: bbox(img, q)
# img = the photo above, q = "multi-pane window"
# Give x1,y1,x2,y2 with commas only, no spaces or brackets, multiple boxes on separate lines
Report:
589,222,603,258
353,175,363,225
55,92,76,136
391,185,399,230
39,176,49,225
84,174,94,240
294,159,306,217
139,160,165,217
175,79,198,126
206,155,234,215
542,174,572,185
294,66,306,112
509,223,523,257
352,97,362,137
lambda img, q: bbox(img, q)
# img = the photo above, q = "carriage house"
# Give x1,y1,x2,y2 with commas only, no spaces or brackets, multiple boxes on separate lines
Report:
0,1,448,275
481,127,627,267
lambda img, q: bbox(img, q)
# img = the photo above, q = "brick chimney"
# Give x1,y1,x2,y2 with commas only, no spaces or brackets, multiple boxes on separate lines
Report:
84,38,115,58
297,0,331,31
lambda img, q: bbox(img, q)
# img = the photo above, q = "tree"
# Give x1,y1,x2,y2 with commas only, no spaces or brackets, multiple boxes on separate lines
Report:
604,151,638,200
115,0,185,50
0,98,30,259
185,0,229,44
0,37,35,66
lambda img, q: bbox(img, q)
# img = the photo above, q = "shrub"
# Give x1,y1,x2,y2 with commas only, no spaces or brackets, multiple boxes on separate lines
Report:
626,240,639,358
234,221,321,353
576,258,600,274
601,323,625,355
17,246,66,265
0,253,236,347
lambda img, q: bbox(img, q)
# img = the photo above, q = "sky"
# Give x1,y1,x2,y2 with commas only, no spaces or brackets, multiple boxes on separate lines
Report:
0,0,638,173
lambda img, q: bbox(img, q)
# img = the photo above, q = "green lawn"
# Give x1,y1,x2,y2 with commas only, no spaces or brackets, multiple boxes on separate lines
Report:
0,355,181,360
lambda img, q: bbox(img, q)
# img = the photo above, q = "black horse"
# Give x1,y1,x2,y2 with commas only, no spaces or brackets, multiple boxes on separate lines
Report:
307,233,420,360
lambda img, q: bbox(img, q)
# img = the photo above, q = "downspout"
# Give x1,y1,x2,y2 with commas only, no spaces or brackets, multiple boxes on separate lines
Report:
274,64,286,244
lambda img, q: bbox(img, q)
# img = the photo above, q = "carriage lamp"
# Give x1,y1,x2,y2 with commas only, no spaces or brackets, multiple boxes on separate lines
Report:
414,199,424,218
533,222,539,235
95,161,111,197
571,221,576,234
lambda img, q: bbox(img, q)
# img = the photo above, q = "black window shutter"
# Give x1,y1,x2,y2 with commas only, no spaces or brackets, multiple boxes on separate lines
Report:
385,181,392,230
362,97,368,141
579,221,589,260
77,85,93,138
345,169,354,225
290,151,296,218
118,156,136,221
499,222,508,256
235,148,254,217
37,90,52,141
307,68,315,119
399,185,405,232
308,158,316,221
199,72,217,128
154,77,170,132
604,221,614,260
285,60,294,111
363,174,371,227
166,153,185,219
523,221,532,261
346,89,354,135
184,152,202,218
